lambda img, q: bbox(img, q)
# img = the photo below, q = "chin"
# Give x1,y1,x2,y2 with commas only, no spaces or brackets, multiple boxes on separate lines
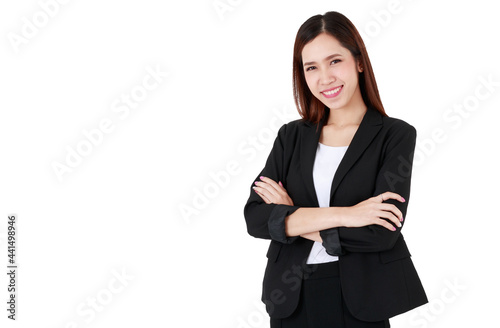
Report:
324,100,347,111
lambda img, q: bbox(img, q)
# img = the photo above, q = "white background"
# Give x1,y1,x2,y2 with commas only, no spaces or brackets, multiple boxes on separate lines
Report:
1,0,499,327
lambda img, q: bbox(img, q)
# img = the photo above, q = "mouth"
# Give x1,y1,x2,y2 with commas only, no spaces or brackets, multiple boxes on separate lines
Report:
321,85,343,98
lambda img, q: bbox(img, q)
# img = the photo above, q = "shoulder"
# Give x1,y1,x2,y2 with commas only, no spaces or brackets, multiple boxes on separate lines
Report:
276,118,309,138
282,118,309,129
377,115,417,154
381,115,417,139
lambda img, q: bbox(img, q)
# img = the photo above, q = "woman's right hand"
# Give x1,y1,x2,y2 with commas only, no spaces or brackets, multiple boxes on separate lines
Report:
341,191,405,231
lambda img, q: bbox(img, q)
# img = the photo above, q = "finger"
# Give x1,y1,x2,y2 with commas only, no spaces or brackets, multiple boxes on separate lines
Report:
256,178,285,200
375,209,402,227
253,186,272,204
374,218,398,231
377,191,405,203
259,176,282,193
254,181,280,199
379,203,404,221
278,181,288,193
253,184,274,201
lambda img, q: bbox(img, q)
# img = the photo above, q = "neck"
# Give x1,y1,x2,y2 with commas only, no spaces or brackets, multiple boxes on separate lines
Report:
326,104,367,127
326,89,367,127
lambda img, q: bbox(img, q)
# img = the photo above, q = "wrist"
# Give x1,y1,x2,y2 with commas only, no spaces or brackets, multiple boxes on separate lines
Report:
329,206,347,228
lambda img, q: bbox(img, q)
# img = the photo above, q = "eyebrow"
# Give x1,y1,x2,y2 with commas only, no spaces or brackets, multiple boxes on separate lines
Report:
303,53,342,67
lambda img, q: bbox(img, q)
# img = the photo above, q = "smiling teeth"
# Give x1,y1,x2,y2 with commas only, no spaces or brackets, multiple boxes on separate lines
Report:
323,86,342,95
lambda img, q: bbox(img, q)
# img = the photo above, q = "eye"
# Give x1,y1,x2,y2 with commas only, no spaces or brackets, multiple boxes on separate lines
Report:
305,66,316,72
331,59,341,65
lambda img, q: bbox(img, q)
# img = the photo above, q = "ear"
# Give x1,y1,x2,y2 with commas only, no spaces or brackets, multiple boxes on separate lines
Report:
357,60,364,73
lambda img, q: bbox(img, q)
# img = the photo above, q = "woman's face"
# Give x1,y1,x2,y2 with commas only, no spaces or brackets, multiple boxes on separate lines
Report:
301,33,364,111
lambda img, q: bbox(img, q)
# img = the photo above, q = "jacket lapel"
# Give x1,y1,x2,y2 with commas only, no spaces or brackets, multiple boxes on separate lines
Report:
330,107,383,203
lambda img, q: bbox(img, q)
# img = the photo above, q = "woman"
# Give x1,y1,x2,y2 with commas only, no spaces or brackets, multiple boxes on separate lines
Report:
244,11,427,328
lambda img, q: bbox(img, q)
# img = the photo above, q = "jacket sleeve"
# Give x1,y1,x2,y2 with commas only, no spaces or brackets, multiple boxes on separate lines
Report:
243,123,300,244
321,123,417,254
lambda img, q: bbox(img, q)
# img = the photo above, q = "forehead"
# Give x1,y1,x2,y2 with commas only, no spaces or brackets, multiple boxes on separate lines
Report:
301,33,351,61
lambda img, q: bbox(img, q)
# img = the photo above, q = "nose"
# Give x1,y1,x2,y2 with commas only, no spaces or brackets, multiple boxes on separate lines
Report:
319,67,334,85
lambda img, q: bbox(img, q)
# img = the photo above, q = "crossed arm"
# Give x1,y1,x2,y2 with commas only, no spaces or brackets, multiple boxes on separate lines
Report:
253,176,405,243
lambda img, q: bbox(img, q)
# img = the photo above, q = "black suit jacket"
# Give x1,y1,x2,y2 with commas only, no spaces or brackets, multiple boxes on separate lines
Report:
244,107,428,321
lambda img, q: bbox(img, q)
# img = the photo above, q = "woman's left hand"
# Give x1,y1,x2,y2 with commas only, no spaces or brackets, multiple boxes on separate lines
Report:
253,176,294,206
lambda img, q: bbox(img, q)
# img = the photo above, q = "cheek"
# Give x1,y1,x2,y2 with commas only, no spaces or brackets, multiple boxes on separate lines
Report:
304,74,316,93
338,66,359,85
334,67,349,81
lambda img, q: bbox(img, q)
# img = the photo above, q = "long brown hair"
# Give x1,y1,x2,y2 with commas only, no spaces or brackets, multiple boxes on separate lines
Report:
292,11,387,124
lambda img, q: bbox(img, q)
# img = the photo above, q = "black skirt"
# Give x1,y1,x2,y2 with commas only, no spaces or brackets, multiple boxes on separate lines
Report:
270,261,390,328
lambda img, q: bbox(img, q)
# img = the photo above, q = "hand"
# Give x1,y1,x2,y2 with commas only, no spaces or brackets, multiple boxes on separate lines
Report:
253,176,294,206
342,191,405,231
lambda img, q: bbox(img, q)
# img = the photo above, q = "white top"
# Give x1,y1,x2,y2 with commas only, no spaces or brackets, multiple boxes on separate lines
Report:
306,142,349,265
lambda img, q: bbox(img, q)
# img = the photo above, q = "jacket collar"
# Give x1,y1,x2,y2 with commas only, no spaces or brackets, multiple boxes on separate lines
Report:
300,106,383,206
